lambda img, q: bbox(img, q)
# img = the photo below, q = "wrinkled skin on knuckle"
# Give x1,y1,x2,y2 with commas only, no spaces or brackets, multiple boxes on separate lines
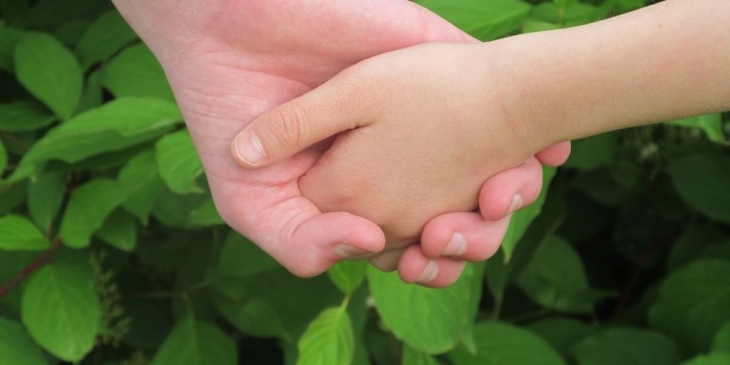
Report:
269,102,308,151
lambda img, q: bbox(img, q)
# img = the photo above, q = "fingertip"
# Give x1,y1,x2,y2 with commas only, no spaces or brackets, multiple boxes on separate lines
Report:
536,141,571,166
231,130,268,168
479,157,543,220
421,212,506,262
397,246,466,288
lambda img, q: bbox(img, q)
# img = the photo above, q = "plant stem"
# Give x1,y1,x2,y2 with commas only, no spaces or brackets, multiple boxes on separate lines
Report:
0,236,62,298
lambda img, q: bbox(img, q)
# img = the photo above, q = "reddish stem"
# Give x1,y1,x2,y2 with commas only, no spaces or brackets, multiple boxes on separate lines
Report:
0,236,62,298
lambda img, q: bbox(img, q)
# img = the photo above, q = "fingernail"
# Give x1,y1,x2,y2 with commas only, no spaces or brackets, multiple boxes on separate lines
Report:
416,261,438,284
234,132,265,166
335,243,372,259
443,233,467,257
509,194,523,214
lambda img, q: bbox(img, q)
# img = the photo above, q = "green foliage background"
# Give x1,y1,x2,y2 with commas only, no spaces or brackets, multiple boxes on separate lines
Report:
1,0,729,364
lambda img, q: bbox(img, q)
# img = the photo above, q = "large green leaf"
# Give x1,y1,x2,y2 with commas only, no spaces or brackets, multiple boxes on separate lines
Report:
328,260,368,294
59,178,128,248
96,209,137,251
151,314,236,365
416,0,531,41
0,317,48,365
0,100,56,132
297,306,354,365
667,225,728,272
0,214,50,251
517,236,604,313
155,129,204,195
14,33,82,119
101,43,175,102
669,152,730,223
528,317,596,358
75,9,137,69
571,328,681,365
403,344,442,365
448,322,565,365
19,97,181,172
27,169,66,232
21,257,100,361
670,114,727,144
502,166,557,260
367,265,474,354
0,25,24,72
118,150,166,224
649,260,730,353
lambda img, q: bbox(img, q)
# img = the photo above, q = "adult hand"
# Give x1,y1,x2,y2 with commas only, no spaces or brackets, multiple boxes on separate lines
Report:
114,0,569,281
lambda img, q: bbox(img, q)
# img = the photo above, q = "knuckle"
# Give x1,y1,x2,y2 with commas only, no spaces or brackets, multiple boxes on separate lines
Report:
269,103,309,150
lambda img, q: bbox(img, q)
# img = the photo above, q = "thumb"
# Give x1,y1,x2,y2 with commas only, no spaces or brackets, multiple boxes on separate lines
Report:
231,81,366,168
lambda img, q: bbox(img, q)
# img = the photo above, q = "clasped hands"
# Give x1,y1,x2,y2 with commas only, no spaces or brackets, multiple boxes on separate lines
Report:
113,0,569,287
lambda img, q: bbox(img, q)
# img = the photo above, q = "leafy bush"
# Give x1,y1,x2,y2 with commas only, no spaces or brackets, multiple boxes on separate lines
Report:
1,0,729,364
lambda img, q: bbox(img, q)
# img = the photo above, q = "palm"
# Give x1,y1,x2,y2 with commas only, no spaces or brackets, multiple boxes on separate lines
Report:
118,0,473,275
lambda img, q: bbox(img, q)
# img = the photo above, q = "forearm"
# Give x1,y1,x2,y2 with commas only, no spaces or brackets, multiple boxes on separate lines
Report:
493,0,730,147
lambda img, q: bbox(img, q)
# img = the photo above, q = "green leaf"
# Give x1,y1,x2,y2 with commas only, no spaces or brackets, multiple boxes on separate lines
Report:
449,322,565,365
156,129,204,195
0,317,48,365
0,25,24,72
403,344,442,365
96,208,137,251
118,150,166,224
53,21,89,47
670,114,727,144
0,100,56,132
216,231,279,278
188,198,224,226
14,33,82,119
0,214,50,250
518,236,606,313
75,9,137,69
1,0,31,29
571,328,681,365
20,97,181,169
528,317,596,358
59,178,128,248
21,257,100,361
502,166,556,260
0,139,6,174
649,260,730,353
522,20,560,33
151,314,236,365
667,225,728,272
367,265,473,354
328,260,368,294
27,169,66,232
563,133,617,171
682,354,730,365
712,321,730,354
101,43,175,102
416,0,532,41
30,0,110,28
669,152,730,223
297,306,354,365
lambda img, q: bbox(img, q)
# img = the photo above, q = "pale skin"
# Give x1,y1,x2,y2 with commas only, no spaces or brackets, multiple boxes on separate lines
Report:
111,0,569,286
235,0,730,283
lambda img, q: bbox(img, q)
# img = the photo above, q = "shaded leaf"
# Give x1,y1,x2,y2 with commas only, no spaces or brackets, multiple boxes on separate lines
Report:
0,214,49,250
30,0,110,28
101,43,175,102
118,150,166,224
712,321,730,354
416,0,531,41
59,178,128,248
151,314,236,365
571,328,681,365
328,260,368,294
21,257,100,361
14,32,82,119
449,322,565,365
27,169,66,232
649,260,730,353
156,129,204,194
0,100,56,132
96,208,136,251
0,317,48,365
216,231,279,278
669,152,730,223
297,306,354,365
188,198,224,226
682,354,730,365
19,97,181,172
667,225,728,272
75,9,137,69
403,344,442,365
564,133,617,171
0,25,24,72
528,317,596,358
